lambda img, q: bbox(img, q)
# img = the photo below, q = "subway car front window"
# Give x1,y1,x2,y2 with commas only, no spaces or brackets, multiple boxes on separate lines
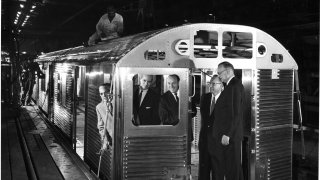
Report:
132,74,181,126
194,30,218,58
222,31,253,59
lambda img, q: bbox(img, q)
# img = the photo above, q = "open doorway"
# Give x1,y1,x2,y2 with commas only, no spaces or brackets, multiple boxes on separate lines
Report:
74,66,86,159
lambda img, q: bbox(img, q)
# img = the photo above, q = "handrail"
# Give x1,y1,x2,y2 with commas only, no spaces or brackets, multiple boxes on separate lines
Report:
294,70,305,159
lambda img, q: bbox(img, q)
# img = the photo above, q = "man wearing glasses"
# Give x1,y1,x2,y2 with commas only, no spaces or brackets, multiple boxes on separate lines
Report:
210,61,245,180
96,84,114,150
198,74,224,180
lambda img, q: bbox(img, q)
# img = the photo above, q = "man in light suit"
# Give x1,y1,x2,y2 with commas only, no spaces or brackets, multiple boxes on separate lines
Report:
210,61,245,180
132,74,160,125
198,75,224,180
96,84,113,150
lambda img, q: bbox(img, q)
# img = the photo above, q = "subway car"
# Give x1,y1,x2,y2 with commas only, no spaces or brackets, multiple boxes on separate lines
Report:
34,23,299,180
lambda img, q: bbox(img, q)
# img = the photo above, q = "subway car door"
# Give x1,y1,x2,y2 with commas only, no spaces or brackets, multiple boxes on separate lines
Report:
120,67,191,179
72,66,87,159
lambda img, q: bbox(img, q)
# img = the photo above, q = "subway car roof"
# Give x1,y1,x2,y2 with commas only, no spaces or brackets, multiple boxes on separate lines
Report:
36,23,298,70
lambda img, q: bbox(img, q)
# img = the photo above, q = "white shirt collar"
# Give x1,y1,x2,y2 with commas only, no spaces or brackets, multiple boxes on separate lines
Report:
212,91,221,101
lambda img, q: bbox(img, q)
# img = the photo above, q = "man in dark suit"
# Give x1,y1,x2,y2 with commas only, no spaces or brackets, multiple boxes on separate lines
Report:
210,61,245,180
199,75,224,180
159,74,180,125
132,74,160,125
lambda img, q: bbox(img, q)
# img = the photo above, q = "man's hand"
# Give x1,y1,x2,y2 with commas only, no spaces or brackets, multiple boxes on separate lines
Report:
102,141,109,150
101,138,110,150
221,135,230,146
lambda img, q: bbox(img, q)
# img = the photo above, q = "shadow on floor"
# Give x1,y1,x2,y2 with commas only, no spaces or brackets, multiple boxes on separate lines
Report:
293,129,318,180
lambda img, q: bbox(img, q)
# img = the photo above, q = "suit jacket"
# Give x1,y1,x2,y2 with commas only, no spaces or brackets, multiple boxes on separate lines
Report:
212,77,245,143
159,91,179,125
133,87,160,125
199,93,214,149
96,102,113,144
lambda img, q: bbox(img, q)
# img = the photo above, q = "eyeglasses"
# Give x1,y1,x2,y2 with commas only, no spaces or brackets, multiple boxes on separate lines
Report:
209,82,222,86
217,69,228,76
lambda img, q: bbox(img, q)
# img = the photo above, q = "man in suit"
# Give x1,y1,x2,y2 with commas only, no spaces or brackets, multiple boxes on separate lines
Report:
198,75,224,180
159,74,180,125
210,61,245,180
96,84,113,150
132,74,160,125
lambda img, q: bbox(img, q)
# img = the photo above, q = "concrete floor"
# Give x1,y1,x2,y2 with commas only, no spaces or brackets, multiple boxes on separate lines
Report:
2,102,318,180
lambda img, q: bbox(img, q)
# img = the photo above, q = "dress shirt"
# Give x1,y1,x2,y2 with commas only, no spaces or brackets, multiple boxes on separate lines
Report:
171,92,179,102
139,89,148,106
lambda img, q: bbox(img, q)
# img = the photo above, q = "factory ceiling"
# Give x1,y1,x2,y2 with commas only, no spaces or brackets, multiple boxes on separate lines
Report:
1,0,319,57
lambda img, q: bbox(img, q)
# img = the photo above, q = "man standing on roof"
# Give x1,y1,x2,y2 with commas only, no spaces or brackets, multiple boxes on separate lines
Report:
88,4,123,45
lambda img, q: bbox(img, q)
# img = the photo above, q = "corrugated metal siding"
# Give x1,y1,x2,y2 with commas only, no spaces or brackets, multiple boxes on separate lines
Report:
38,91,49,114
53,64,74,139
123,136,187,180
85,84,112,180
255,69,293,180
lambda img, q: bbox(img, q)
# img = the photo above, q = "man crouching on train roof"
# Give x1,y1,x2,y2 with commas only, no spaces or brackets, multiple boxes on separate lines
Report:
87,4,123,46
96,84,114,150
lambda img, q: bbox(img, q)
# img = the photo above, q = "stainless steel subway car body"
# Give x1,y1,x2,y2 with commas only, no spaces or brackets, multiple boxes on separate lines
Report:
35,23,298,180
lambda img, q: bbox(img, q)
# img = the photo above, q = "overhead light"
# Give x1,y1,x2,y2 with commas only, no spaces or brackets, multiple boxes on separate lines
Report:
17,11,21,14
30,9,34,12
14,21,18,24
20,4,24,8
22,23,25,26
21,52,27,54
32,5,36,9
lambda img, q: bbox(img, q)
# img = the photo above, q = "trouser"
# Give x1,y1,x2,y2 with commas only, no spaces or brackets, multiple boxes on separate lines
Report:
208,137,243,180
198,142,214,180
21,79,35,105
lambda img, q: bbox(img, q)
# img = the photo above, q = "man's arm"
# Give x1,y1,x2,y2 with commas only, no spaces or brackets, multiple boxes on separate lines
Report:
158,97,168,125
96,107,104,138
227,84,243,137
95,17,104,37
159,95,178,125
116,15,124,35
222,82,244,145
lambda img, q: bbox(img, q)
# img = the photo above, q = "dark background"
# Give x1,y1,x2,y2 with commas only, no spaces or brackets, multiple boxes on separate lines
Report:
1,0,319,128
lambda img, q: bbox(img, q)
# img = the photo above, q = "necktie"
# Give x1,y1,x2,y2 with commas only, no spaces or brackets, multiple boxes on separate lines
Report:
173,93,179,102
138,90,143,106
210,95,215,115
